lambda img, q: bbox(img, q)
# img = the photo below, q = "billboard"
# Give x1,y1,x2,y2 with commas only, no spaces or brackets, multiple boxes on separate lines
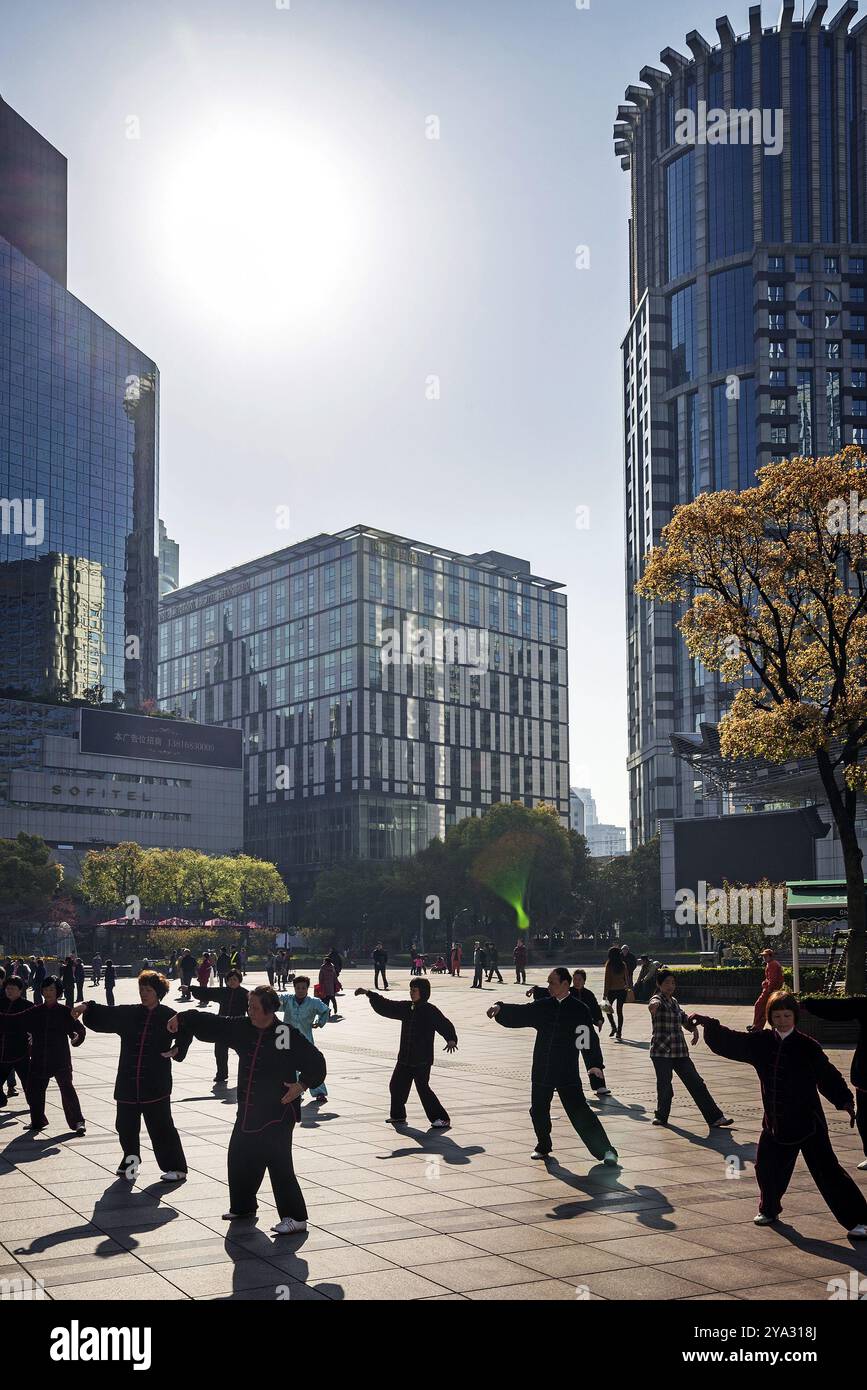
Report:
79,708,243,769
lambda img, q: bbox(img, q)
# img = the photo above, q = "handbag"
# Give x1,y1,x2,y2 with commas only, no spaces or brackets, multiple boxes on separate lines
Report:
626,988,636,1004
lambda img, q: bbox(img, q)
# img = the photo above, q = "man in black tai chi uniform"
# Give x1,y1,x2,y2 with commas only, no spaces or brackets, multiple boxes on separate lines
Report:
168,983,325,1235
189,967,249,1084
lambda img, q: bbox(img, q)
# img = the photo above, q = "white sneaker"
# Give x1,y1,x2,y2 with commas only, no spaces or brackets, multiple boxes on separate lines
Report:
431,1119,450,1129
754,1213,776,1225
159,1171,186,1182
74,1124,86,1135
531,1148,552,1160
603,1149,619,1166
848,1224,867,1238
271,1217,307,1235
858,1158,867,1171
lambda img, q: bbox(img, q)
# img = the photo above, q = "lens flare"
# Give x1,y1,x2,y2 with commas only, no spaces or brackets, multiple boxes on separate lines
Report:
471,831,534,932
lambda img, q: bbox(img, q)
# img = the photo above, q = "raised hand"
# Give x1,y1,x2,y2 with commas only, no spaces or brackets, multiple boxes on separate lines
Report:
486,1004,501,1019
443,1041,458,1053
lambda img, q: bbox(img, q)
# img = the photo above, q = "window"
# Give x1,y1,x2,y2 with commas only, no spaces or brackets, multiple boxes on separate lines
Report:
797,343,811,359
769,341,786,359
852,400,867,416
850,259,865,275
768,285,784,302
795,255,810,272
825,256,839,274
852,315,867,332
770,398,787,415
854,343,867,359
827,371,841,451
853,427,867,445
771,426,788,444
768,255,785,272
670,285,696,386
769,313,785,330
796,288,812,327
828,341,841,359
853,371,867,389
769,369,787,387
710,266,753,371
797,370,813,455
666,153,695,280
851,287,865,303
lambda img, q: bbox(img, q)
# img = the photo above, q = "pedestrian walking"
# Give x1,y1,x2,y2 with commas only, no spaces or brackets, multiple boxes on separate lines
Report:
61,956,76,1011
73,957,85,1003
372,943,389,991
178,949,196,1002
167,984,325,1234
356,978,456,1128
488,968,618,1164
91,955,103,986
216,947,230,988
451,942,462,977
197,953,213,991
648,970,733,1130
749,948,784,1032
485,942,504,984
471,941,487,988
280,976,329,1104
691,993,867,1237
266,952,276,986
104,959,117,1007
32,957,46,1006
73,971,188,1183
603,946,630,1040
318,957,339,1018
513,939,527,984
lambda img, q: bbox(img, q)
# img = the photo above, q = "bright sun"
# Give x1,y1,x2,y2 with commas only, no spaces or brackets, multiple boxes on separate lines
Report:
157,115,367,334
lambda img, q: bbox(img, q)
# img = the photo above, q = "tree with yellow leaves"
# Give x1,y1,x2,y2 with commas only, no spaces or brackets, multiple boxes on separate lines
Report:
637,446,867,993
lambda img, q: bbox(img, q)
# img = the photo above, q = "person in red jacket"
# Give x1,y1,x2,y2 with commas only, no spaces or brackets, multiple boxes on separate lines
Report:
691,992,867,1237
749,947,784,1032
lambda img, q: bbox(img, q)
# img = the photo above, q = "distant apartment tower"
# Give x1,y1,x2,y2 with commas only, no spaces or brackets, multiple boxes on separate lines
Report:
615,3,867,847
570,786,627,856
159,520,179,597
159,526,570,902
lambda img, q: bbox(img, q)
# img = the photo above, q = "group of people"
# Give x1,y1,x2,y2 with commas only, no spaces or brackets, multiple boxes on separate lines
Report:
2,944,866,1248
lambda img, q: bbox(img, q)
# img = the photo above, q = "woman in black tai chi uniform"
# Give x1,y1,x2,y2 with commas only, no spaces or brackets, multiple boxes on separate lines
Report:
74,970,188,1183
189,967,249,1085
168,983,325,1235
1,975,87,1134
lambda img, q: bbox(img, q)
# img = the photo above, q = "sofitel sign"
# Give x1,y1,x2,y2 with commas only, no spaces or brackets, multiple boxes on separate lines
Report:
79,709,243,770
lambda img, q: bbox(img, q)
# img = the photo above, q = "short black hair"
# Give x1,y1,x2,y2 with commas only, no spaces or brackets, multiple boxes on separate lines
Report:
572,968,587,982
409,977,431,1002
42,975,60,992
138,970,169,999
5,976,24,990
251,984,280,1014
551,967,572,985
657,969,675,986
766,990,799,1025
226,969,243,984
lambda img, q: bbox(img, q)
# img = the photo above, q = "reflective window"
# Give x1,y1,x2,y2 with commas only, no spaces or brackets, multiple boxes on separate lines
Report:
666,153,695,280
708,144,753,261
737,377,757,489
762,36,783,240
709,266,753,372
670,284,696,386
797,370,813,456
712,383,730,489
827,371,841,451
791,34,812,242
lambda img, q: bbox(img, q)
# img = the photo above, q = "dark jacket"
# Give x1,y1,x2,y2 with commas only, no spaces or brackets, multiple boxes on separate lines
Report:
33,962,47,988
328,951,343,975
73,961,85,986
82,1001,181,1104
366,992,457,1067
179,953,196,984
104,964,117,989
372,948,388,966
189,984,249,1017
700,1018,852,1144
13,1001,85,1079
175,1012,325,1133
495,993,603,1083
0,996,33,1064
215,951,231,976
530,984,604,1029
803,997,867,1091
514,944,527,965
61,962,75,991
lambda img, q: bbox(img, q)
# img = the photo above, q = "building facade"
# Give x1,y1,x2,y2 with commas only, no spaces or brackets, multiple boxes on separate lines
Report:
159,526,570,902
0,96,159,712
159,519,179,597
0,699,244,882
616,3,867,847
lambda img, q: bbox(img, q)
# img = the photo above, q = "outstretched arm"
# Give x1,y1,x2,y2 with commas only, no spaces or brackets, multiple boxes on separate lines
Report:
356,990,407,1020
189,986,224,1004
490,1001,541,1029
74,1000,124,1034
432,1007,458,1052
807,1042,855,1112
691,1015,756,1063
803,997,867,1026
169,1011,245,1049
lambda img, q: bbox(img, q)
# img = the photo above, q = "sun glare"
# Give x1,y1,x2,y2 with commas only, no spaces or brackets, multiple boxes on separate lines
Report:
156,115,367,334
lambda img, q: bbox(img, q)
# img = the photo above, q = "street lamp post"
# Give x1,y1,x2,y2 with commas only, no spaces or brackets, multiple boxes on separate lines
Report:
450,907,470,974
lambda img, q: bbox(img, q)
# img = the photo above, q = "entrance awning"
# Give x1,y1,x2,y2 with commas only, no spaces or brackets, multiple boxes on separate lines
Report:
785,880,848,918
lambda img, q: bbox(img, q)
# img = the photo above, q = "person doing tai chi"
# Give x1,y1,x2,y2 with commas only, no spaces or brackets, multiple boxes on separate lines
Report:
356,978,457,1129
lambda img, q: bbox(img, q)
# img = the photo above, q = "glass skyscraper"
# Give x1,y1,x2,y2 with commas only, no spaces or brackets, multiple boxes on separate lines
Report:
0,99,159,710
159,527,569,902
616,4,867,847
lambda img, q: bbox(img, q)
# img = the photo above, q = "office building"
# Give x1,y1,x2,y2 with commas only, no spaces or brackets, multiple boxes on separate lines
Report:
159,526,570,902
615,3,867,847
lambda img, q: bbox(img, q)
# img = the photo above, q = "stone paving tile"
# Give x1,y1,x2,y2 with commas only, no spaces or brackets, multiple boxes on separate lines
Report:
451,1225,576,1255
467,1279,597,1300
735,1278,837,1301
159,1257,291,1297
654,1254,798,1292
586,1232,722,1265
361,1233,495,1265
303,1268,453,1300
580,1266,718,1300
405,1254,550,1292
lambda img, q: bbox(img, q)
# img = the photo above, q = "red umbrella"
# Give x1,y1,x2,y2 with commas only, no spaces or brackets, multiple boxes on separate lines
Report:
97,917,157,926
157,917,194,927
204,918,240,927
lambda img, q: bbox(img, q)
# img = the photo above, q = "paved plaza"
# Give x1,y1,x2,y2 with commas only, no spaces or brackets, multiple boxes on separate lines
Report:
1,967,866,1302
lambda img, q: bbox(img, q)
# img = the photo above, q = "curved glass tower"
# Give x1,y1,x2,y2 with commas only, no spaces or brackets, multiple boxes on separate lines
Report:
616,1,867,846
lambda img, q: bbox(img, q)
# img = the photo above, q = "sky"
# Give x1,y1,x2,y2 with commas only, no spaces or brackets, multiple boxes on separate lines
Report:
0,0,762,832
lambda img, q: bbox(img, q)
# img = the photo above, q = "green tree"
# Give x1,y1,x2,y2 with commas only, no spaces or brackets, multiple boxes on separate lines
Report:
80,842,150,914
0,834,64,924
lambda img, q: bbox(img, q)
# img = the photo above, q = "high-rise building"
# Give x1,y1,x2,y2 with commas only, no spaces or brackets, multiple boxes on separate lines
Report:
159,525,570,904
571,786,597,831
159,519,179,597
0,97,159,709
0,99,244,876
615,3,867,847
570,785,627,856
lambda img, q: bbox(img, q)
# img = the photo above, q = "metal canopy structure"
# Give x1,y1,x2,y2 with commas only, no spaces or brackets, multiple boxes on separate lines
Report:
785,880,849,993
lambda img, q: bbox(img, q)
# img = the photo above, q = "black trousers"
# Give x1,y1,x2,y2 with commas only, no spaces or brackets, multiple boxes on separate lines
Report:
0,1057,29,1101
856,1088,867,1157
606,990,627,1036
227,1120,306,1220
106,986,115,1006
75,983,84,1002
27,1069,84,1130
214,1041,230,1082
652,1055,722,1126
374,965,388,989
530,1078,613,1159
756,1124,867,1229
389,1062,449,1124
515,967,526,983
115,1099,187,1175
63,985,75,1009
486,966,504,983
472,966,484,987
